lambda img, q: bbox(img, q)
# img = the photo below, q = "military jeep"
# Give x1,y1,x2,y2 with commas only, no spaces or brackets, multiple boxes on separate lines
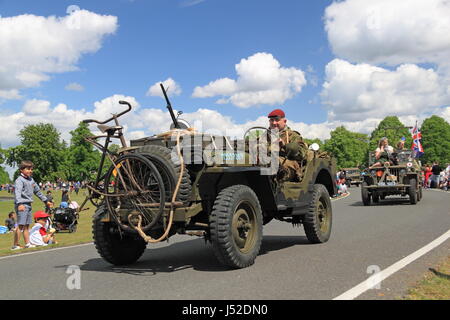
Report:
89,84,337,269
342,167,362,187
360,150,423,205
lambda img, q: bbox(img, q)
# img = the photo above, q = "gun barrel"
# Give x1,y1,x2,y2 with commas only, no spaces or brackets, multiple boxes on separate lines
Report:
160,83,180,129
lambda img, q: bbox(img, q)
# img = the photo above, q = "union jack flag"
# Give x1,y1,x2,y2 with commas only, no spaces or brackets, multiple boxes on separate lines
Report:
411,121,424,157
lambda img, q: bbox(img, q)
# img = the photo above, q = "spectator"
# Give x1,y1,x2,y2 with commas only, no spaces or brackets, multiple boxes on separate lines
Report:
29,211,57,246
424,164,432,188
12,160,52,250
45,191,54,213
5,212,17,232
61,189,70,203
430,161,442,189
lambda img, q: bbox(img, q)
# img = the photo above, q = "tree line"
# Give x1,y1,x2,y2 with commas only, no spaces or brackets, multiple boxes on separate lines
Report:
0,115,449,184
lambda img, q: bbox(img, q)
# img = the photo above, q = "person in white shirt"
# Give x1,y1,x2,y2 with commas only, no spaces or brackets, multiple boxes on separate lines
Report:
373,137,394,167
29,211,57,247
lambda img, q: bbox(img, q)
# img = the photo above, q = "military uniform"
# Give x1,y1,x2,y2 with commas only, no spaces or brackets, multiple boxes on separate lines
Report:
273,126,308,182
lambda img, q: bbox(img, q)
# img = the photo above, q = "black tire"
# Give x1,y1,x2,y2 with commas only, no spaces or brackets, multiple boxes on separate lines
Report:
93,215,147,266
303,184,332,243
136,145,192,203
209,185,263,269
380,193,386,200
68,223,77,233
361,181,371,206
409,178,418,204
418,185,423,201
372,192,379,203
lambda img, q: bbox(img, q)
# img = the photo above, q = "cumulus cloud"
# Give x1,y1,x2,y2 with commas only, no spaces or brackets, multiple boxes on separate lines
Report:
0,10,118,97
146,78,182,98
65,82,84,91
192,52,307,108
321,59,450,121
324,0,450,66
23,99,51,115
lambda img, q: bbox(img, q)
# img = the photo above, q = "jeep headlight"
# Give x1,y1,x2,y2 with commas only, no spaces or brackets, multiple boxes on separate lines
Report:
370,170,376,176
400,169,406,175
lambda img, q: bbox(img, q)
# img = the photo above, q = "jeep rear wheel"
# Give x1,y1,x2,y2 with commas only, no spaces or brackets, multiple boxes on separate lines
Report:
409,178,418,205
93,218,147,266
303,184,332,243
361,181,371,206
209,185,263,269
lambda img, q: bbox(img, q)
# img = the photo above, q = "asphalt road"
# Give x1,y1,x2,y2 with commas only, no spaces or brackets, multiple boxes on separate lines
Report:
1,189,449,300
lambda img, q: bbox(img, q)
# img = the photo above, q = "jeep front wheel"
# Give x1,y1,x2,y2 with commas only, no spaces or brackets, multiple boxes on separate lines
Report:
303,184,332,243
409,178,418,205
361,181,371,206
209,185,263,269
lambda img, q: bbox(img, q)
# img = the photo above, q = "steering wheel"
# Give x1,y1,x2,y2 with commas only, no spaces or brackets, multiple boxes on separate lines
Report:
243,126,270,141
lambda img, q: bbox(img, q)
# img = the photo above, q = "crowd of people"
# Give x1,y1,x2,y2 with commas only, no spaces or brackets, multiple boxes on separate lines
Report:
422,162,450,191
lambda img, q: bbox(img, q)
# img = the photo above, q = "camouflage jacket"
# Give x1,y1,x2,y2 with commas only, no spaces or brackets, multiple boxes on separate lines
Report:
271,126,307,160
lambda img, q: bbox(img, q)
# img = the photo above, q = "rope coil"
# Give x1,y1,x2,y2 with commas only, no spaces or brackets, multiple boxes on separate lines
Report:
128,129,186,243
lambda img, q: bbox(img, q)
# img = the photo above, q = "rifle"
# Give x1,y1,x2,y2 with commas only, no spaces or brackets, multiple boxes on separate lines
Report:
160,83,180,129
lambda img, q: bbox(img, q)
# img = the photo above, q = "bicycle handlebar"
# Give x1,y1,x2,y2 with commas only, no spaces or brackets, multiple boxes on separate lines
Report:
82,100,132,124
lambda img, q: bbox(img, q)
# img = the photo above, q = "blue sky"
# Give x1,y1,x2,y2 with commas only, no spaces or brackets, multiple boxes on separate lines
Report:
1,0,450,150
1,0,331,123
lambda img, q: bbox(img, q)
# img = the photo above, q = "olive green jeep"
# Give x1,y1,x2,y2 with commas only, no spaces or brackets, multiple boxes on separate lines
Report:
88,85,337,269
342,167,362,187
360,150,423,206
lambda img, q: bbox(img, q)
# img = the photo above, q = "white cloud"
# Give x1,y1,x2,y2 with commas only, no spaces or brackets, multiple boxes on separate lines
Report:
324,0,450,66
22,99,51,115
146,78,182,98
192,52,307,108
0,10,118,97
65,82,84,91
321,59,450,122
0,89,21,100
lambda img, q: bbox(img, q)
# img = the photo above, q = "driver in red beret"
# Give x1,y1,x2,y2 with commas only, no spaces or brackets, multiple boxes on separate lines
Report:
268,108,308,181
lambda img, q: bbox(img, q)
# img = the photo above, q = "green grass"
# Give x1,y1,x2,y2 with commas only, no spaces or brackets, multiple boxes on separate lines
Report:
403,256,450,300
0,189,95,257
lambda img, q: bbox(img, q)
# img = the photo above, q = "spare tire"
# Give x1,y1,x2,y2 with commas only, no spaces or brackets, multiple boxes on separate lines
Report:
136,145,192,202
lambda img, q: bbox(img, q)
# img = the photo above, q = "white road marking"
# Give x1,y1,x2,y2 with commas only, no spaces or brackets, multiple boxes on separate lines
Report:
333,229,450,300
0,243,93,261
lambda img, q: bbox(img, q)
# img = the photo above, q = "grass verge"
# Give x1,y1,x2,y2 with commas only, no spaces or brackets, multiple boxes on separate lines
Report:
403,255,450,300
0,189,95,257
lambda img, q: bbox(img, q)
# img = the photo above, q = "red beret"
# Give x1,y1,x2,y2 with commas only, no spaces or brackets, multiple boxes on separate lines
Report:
268,109,285,118
34,211,50,219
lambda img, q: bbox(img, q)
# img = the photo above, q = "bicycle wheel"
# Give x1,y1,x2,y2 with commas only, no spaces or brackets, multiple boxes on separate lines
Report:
105,153,166,232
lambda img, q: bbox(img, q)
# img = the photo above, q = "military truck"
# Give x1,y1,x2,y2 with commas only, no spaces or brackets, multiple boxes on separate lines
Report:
360,149,423,205
84,84,337,269
341,167,362,187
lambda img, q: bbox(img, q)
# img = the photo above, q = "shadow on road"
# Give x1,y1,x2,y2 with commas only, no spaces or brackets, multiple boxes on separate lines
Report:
350,198,412,207
66,235,309,275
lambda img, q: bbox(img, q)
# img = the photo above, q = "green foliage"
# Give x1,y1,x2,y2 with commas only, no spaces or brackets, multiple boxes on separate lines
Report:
323,126,369,169
6,123,64,183
0,167,10,184
420,116,450,165
369,116,411,151
64,122,102,181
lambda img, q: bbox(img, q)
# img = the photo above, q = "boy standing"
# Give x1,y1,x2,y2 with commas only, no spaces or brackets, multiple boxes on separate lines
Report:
12,160,52,250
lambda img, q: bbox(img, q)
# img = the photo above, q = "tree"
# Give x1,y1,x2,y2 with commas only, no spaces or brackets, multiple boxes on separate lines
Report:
420,115,450,165
64,122,102,181
6,123,64,183
369,116,411,151
323,126,369,168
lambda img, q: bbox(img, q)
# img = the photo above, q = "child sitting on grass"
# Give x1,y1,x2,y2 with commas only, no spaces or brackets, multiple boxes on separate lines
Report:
29,211,57,246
